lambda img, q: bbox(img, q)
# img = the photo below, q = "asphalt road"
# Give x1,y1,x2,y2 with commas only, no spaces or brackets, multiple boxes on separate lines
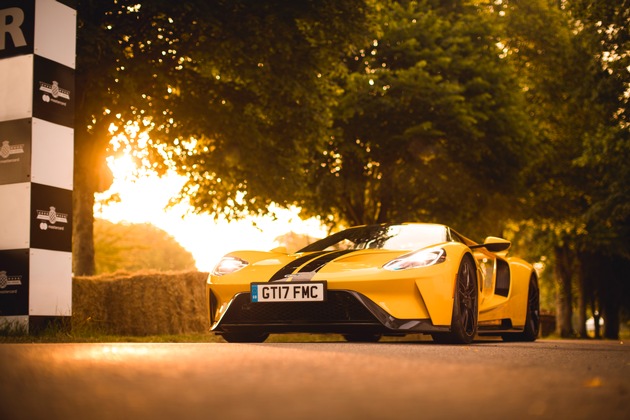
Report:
0,339,628,420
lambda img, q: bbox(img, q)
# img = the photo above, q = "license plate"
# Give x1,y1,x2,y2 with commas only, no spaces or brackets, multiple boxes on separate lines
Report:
251,282,326,302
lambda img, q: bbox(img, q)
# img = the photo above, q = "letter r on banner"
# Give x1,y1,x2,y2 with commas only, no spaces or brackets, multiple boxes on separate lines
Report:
0,7,27,50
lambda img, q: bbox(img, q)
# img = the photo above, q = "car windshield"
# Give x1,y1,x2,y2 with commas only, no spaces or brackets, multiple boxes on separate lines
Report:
299,224,448,252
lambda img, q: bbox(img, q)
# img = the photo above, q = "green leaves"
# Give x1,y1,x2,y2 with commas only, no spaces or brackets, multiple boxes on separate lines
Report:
303,0,529,235
75,0,371,213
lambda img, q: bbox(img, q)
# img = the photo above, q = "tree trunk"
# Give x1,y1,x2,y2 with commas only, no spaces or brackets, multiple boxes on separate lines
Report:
72,66,114,276
592,309,602,339
72,178,96,276
554,244,574,338
598,254,625,340
602,306,619,339
577,267,588,338
576,252,593,339
72,128,113,276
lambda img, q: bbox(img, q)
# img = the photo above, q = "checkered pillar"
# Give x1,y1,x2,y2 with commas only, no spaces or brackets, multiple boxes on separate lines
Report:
0,0,76,333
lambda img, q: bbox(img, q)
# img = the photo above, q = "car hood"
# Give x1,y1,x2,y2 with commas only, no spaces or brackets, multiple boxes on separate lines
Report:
224,249,408,282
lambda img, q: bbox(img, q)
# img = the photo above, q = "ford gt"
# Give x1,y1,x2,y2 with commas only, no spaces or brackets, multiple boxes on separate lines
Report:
206,223,540,344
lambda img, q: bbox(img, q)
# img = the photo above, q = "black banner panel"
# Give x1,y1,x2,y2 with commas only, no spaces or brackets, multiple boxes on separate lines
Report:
56,1,77,10
0,0,35,60
30,182,72,252
0,249,29,316
32,55,74,128
0,118,31,185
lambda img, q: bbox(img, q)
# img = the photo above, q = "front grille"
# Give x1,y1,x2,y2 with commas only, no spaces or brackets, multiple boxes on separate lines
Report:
219,291,377,325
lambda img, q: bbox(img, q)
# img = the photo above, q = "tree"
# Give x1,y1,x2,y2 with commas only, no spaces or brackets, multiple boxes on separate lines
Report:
501,0,630,338
569,0,630,339
94,219,196,273
298,0,531,238
74,0,371,275
500,0,590,337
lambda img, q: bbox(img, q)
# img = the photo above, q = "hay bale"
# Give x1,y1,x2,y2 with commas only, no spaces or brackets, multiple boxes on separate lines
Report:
73,271,209,336
72,274,113,333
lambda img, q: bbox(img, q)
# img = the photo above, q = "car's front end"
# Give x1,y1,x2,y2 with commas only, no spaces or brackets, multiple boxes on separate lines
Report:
207,237,471,340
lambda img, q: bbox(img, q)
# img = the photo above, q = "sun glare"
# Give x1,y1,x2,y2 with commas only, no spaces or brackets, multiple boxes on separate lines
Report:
94,152,327,272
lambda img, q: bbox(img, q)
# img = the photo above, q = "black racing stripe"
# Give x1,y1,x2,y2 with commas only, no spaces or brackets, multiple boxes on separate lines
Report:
297,250,356,273
269,251,329,281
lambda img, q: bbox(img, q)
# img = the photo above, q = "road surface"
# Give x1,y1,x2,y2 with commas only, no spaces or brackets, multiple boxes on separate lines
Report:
0,339,628,419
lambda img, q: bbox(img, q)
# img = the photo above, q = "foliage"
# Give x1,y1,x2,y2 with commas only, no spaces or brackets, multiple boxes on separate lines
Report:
78,0,371,201
299,0,531,238
74,0,372,275
569,0,630,259
93,219,196,273
502,0,629,256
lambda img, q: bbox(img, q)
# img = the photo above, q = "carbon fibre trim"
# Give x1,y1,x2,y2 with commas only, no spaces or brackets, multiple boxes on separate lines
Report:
269,251,328,281
297,250,356,273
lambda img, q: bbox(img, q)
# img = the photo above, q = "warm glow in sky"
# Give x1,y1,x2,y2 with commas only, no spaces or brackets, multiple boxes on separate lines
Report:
94,152,327,272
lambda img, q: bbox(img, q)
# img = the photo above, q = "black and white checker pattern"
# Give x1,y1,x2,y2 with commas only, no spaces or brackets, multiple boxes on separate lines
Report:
0,0,75,332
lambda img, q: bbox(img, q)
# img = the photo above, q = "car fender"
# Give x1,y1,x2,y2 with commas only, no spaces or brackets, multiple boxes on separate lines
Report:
505,257,536,327
414,243,474,327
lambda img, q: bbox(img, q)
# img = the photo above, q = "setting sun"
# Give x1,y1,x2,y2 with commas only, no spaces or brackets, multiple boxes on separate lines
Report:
94,151,327,272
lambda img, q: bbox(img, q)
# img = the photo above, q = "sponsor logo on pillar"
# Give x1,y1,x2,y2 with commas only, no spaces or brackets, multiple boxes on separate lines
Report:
0,140,25,160
37,206,68,231
0,119,31,185
33,56,74,128
39,80,71,105
0,271,22,290
30,183,72,252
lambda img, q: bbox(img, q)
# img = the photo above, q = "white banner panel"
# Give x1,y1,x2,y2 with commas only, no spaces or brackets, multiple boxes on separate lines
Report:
34,0,76,69
0,183,30,250
29,248,72,316
31,118,73,189
0,55,33,122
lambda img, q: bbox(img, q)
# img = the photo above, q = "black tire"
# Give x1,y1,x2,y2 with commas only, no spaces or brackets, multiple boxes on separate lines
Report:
502,274,540,342
221,332,269,343
343,333,382,343
432,255,478,344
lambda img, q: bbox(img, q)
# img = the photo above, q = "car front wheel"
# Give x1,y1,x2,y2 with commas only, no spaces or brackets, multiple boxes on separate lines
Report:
432,255,478,344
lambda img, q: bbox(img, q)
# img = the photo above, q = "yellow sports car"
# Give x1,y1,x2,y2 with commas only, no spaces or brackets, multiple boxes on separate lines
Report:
207,223,540,343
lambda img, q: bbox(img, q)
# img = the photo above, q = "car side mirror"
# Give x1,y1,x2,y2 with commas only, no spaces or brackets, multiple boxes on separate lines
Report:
482,237,511,253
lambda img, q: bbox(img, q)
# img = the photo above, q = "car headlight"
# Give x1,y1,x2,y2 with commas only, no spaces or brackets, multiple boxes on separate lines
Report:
383,248,446,271
212,256,249,276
